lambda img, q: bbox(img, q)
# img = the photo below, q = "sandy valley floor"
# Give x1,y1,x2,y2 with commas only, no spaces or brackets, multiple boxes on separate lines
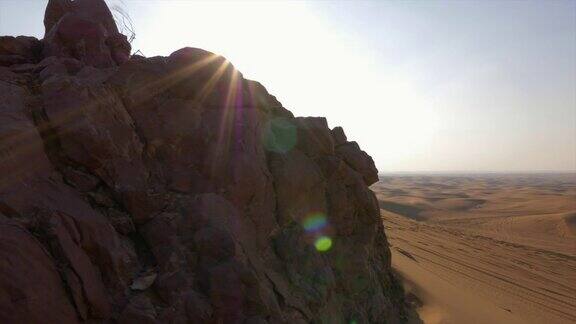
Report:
372,174,576,324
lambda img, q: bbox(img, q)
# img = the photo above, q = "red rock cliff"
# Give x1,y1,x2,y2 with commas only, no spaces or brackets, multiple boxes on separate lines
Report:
0,1,405,323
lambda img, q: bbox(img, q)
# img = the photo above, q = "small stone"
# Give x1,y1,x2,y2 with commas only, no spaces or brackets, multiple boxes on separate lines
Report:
130,272,158,291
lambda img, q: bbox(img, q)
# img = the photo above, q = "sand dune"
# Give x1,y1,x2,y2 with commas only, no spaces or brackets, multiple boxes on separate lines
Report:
373,174,576,324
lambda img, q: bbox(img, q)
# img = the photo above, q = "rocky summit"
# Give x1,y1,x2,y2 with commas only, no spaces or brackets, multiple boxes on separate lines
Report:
0,1,405,323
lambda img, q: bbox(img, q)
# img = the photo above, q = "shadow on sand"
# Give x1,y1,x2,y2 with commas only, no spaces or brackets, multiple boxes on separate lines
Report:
378,200,425,221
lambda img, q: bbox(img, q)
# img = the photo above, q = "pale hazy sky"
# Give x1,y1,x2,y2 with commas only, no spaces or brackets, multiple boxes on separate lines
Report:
1,0,575,172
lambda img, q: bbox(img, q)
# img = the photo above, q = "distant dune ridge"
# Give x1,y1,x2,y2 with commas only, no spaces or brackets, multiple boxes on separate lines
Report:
0,0,405,323
374,174,576,324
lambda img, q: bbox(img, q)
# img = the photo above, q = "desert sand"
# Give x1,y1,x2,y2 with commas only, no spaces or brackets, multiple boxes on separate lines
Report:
373,174,576,324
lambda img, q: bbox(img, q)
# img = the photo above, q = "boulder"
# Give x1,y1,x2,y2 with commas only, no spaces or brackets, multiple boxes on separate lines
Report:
0,36,41,66
331,126,347,145
42,0,131,67
294,117,335,156
336,141,379,186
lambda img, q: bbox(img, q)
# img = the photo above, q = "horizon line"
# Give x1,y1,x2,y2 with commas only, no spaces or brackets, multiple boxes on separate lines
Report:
379,170,576,175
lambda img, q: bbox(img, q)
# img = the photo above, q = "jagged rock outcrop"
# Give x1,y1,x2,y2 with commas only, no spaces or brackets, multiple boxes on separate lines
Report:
42,0,131,67
0,1,405,323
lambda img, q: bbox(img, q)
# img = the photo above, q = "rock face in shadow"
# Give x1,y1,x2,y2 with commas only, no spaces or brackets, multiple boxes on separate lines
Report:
0,1,405,323
42,0,131,67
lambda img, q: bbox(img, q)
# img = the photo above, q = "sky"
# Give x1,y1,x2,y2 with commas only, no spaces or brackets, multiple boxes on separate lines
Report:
1,0,575,173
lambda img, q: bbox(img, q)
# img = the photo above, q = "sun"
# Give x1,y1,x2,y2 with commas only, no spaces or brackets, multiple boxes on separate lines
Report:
133,0,441,171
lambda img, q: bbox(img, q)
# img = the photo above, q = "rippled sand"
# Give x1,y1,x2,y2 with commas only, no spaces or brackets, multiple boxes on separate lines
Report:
373,174,576,324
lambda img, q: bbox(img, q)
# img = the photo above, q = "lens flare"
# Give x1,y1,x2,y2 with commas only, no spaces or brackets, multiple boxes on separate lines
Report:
262,117,297,153
314,236,332,252
302,213,327,232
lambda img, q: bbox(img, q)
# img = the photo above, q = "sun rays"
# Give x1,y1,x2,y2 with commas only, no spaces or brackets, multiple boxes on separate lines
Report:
0,50,240,191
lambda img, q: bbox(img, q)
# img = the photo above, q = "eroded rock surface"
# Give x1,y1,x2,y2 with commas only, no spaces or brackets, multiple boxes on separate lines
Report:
0,1,405,323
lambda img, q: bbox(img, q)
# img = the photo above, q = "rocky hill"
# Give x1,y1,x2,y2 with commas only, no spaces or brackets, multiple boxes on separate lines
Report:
0,1,405,323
